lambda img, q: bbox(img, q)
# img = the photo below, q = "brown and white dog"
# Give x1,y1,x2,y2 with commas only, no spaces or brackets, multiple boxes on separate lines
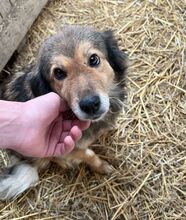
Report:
0,25,127,200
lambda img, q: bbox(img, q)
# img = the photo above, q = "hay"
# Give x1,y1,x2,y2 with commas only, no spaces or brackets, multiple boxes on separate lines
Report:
0,0,186,219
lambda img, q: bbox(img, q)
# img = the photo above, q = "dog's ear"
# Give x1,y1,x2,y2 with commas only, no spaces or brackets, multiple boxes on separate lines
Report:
30,63,52,97
102,30,128,81
30,43,53,97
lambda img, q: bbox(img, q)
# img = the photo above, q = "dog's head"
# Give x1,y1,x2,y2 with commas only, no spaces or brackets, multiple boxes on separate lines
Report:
34,25,127,121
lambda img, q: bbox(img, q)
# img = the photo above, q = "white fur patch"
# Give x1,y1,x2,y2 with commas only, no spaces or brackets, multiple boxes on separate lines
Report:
0,164,39,200
99,93,110,115
85,149,94,157
73,93,110,121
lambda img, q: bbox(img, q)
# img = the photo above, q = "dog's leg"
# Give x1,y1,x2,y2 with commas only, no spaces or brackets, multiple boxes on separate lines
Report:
54,124,114,174
54,148,113,174
0,157,49,200
0,163,39,200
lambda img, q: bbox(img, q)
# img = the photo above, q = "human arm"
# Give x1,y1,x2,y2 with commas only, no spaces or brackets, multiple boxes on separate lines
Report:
0,92,90,157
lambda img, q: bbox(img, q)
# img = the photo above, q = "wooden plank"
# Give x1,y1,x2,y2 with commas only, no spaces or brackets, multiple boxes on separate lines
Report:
9,0,17,5
0,0,48,72
0,0,11,19
0,15,3,25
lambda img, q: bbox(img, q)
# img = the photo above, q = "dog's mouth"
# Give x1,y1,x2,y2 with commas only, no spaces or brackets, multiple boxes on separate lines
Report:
63,108,78,120
62,94,110,122
72,105,109,122
63,108,104,121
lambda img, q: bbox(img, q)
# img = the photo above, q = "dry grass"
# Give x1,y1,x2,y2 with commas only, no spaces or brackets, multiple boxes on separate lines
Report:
0,0,186,219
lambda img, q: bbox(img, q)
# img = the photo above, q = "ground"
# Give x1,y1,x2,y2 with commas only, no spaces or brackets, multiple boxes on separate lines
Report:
0,0,185,219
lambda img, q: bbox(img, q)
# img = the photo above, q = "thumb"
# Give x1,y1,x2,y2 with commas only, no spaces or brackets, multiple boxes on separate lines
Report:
43,92,68,113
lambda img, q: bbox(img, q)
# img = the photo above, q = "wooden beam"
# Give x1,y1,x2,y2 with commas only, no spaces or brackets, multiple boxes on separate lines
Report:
0,0,48,72
0,0,11,19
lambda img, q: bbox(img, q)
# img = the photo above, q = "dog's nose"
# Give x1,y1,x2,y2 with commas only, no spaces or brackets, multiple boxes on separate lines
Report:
79,95,101,115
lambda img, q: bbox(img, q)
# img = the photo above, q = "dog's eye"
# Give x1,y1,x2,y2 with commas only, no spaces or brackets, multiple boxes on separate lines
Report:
89,54,100,67
53,68,67,80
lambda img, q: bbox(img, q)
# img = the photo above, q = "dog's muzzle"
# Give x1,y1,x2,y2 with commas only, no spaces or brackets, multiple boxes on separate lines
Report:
79,95,100,116
73,94,110,121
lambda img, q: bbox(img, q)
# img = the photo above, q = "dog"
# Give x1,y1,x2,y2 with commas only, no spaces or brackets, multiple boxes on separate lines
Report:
0,25,127,200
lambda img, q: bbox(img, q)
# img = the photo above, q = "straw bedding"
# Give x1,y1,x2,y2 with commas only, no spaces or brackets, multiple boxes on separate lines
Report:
0,0,185,219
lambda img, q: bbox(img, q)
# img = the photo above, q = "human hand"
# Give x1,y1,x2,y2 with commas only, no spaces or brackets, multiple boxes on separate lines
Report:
11,92,90,157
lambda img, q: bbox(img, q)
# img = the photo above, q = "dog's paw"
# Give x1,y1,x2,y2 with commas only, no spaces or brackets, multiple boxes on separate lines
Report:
0,164,39,200
99,160,114,174
92,160,114,175
0,175,11,200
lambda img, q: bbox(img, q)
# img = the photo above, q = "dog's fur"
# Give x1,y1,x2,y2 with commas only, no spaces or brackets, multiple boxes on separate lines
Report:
0,25,127,200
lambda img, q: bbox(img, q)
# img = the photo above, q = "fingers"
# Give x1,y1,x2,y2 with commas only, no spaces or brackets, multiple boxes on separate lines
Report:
59,126,82,142
62,120,91,131
70,126,82,141
64,136,75,152
53,126,83,157
54,136,75,156
73,120,91,131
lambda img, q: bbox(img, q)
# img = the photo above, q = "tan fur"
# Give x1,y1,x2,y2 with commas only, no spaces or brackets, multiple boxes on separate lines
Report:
50,123,113,173
4,42,115,175
54,149,113,174
0,26,127,200
50,42,114,112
